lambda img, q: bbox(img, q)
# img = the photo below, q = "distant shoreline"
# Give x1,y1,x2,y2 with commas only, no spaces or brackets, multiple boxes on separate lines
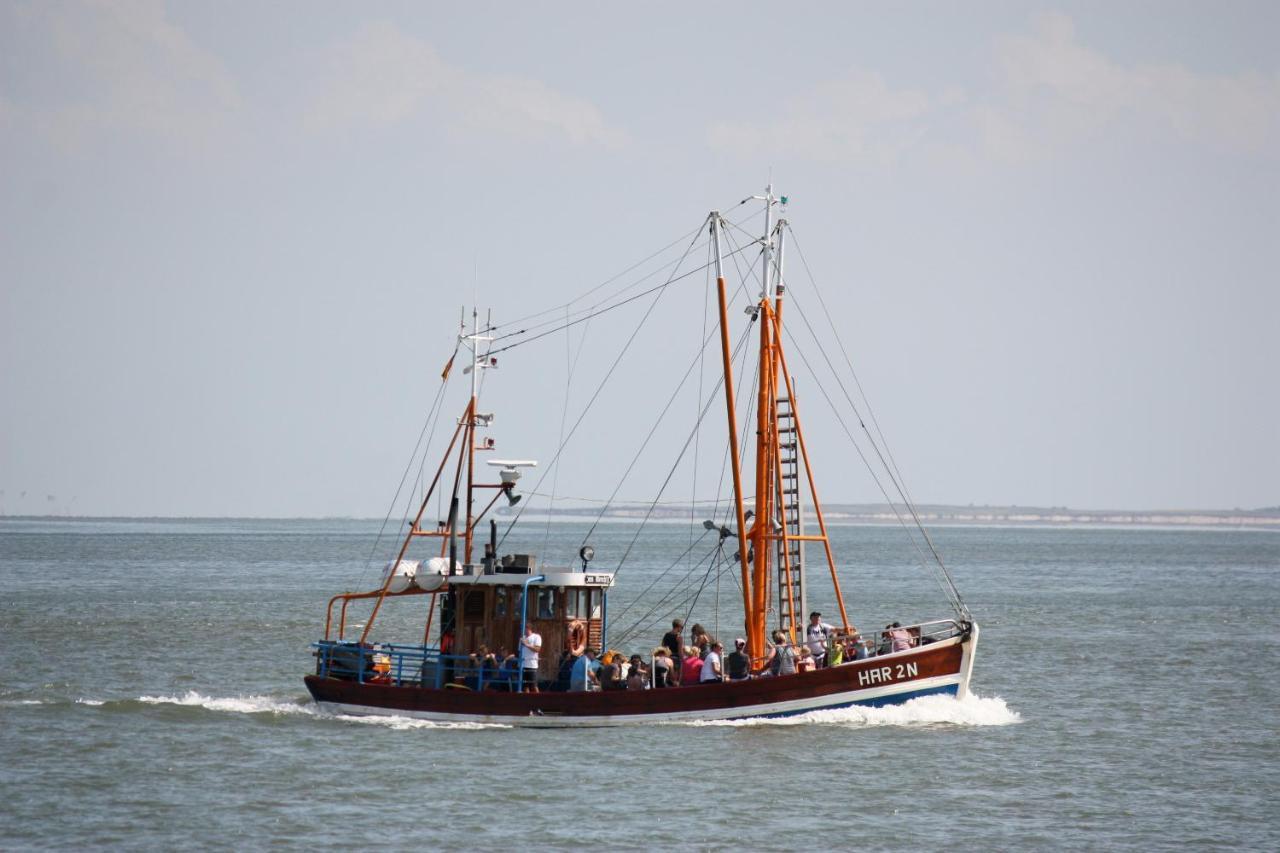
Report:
3,503,1277,530
503,503,1280,530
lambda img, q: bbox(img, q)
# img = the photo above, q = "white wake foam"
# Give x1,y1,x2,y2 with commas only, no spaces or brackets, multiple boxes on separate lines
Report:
137,691,314,716
128,691,504,730
327,712,505,731
685,692,1021,727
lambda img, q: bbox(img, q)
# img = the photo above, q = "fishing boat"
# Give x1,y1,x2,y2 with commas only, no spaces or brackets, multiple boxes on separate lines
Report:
305,187,978,726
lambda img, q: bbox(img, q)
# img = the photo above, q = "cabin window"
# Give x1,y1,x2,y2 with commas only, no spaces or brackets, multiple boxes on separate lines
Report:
463,589,485,619
535,588,557,619
565,588,583,618
494,587,508,617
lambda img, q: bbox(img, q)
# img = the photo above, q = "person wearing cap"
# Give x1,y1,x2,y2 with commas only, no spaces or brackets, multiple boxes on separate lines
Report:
700,641,724,683
726,638,751,681
805,611,836,668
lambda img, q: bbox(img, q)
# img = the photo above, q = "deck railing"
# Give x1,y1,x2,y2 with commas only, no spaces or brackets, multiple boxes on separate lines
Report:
312,618,969,689
312,641,511,689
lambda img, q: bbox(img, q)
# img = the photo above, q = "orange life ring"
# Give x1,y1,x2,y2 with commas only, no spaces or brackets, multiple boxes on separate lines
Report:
567,619,587,656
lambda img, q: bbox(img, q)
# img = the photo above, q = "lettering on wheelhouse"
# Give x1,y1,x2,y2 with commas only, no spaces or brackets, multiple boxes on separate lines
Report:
858,661,919,687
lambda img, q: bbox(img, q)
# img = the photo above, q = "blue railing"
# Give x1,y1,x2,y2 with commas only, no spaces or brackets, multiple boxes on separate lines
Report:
313,640,524,691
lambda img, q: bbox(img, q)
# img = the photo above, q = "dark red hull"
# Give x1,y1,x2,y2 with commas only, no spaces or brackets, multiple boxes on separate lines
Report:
305,632,976,726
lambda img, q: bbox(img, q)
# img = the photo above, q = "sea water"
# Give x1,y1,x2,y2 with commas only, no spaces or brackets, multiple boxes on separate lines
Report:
0,519,1276,850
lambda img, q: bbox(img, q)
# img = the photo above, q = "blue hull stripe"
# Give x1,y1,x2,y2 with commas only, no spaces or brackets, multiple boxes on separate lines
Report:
753,683,960,720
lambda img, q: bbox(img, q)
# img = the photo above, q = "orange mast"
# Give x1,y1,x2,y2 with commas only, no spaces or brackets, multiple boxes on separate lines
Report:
711,213,758,661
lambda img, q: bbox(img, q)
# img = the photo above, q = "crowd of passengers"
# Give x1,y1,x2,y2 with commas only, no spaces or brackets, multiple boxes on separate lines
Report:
452,612,919,692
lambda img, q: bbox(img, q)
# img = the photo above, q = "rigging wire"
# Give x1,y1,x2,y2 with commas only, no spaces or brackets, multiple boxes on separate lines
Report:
777,305,967,617
689,237,712,579
495,215,712,551
356,366,452,592
492,197,752,336
578,268,752,548
786,228,967,615
539,304,592,558
682,541,728,631
485,241,755,358
616,552,742,651
608,539,721,647
602,228,765,643
786,225,919,516
601,320,755,579
488,206,759,348
608,534,716,626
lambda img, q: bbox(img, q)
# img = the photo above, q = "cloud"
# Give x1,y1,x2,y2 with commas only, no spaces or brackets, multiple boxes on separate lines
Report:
708,71,937,165
5,0,243,152
709,11,1280,165
305,21,627,149
990,11,1280,157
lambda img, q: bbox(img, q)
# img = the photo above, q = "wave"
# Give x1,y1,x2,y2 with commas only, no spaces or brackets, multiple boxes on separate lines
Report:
88,690,504,730
684,692,1021,728
136,691,315,716
75,690,1016,729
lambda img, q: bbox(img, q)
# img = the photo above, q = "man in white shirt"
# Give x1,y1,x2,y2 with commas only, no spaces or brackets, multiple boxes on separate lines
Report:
519,624,542,693
700,641,724,683
805,611,835,668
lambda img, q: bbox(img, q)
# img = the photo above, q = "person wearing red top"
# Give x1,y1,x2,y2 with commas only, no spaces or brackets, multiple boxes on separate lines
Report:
681,647,704,686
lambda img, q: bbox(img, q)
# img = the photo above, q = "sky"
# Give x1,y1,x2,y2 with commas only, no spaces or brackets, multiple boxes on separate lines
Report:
1,0,1277,518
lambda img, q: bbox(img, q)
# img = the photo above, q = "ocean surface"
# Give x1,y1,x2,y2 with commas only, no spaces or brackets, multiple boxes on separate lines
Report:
1,518,1276,850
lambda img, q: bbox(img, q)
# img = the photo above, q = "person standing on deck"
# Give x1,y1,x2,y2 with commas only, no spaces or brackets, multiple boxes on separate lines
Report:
519,624,542,693
805,611,835,667
769,630,797,676
661,619,685,685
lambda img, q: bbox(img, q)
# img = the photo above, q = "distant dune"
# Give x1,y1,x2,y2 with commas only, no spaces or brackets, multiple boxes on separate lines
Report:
503,503,1280,530
3,506,1277,529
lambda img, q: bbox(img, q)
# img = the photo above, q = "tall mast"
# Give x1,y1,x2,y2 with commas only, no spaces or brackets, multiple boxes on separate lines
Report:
711,213,757,662
749,186,781,653
772,218,805,630
465,307,477,564
461,306,494,565
760,183,775,301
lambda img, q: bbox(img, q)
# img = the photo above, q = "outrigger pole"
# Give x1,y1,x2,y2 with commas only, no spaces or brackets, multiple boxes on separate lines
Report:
711,212,758,662
357,307,505,646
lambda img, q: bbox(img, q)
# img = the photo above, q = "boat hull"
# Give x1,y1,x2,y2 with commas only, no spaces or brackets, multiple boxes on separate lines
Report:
305,624,979,727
